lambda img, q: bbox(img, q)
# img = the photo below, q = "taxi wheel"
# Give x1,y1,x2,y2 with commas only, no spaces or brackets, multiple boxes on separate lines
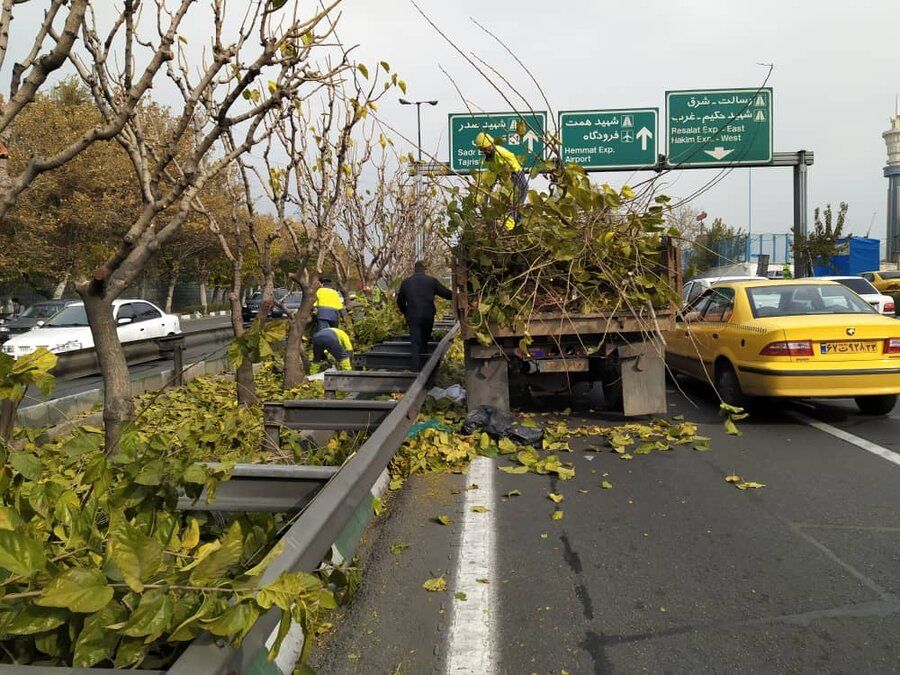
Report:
854,395,897,416
715,362,749,409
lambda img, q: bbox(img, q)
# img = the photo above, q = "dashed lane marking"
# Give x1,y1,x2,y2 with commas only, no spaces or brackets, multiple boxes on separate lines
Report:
446,455,497,674
791,411,900,468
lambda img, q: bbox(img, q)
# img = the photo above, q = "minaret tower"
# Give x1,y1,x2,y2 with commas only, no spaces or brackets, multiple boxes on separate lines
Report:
884,95,900,262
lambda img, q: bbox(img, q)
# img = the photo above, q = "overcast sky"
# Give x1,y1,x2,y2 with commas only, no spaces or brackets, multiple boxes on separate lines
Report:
7,0,899,253
337,0,899,247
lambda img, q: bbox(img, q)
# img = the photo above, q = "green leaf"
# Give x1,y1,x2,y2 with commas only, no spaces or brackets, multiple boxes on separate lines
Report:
268,0,288,9
471,505,489,513
390,542,411,555
0,506,23,531
204,600,260,638
422,576,446,592
182,463,207,484
9,451,42,481
189,520,244,583
454,592,467,601
36,568,113,613
497,437,517,454
505,489,522,498
118,589,174,638
0,529,46,577
6,605,67,635
107,511,163,592
723,417,742,436
601,480,613,489
547,492,564,503
551,510,564,520
357,63,369,79
499,465,529,474
73,601,127,667
372,496,385,516
244,538,284,577
134,459,164,486
436,515,451,526
113,636,147,668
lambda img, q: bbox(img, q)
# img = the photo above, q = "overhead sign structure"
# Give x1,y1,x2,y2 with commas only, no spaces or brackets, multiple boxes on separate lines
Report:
448,112,546,174
666,88,772,167
559,108,658,170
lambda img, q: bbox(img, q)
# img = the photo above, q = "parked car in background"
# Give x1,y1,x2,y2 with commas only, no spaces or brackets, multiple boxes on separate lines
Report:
1,300,180,357
666,280,900,415
277,291,303,316
0,300,72,343
861,270,900,295
681,275,768,305
241,288,288,322
817,276,895,315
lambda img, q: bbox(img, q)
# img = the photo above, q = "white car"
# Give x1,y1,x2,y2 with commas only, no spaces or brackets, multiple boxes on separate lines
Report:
1,299,181,357
816,276,896,315
682,275,768,305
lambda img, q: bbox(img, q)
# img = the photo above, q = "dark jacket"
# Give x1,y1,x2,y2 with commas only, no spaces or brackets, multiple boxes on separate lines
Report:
397,272,452,320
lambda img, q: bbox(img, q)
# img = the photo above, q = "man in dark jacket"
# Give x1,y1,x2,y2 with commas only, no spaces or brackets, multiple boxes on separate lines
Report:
397,261,452,370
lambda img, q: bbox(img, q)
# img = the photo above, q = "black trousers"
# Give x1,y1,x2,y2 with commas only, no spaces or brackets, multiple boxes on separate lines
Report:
407,315,434,371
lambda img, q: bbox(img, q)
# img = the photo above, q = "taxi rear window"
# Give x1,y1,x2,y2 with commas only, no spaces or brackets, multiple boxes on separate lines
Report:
746,285,876,318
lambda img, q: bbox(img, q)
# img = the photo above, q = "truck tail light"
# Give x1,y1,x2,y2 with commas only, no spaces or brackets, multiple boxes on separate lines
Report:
760,340,813,357
884,302,895,315
884,338,900,355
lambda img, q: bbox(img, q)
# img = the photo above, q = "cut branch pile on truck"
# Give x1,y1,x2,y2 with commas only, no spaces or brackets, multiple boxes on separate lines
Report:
448,131,682,415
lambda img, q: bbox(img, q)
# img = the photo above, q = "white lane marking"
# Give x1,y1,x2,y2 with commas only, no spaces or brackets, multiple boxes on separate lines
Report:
446,455,497,674
791,412,900,468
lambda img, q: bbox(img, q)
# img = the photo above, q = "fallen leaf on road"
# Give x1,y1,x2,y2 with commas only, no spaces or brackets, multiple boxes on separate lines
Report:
578,489,589,494
436,515,452,525
454,592,467,601
736,481,765,490
620,453,633,460
540,533,548,539
499,465,529,474
372,497,385,516
724,474,741,483
390,542,411,555
472,505,489,513
551,510,564,521
601,481,613,489
423,576,447,592
476,578,489,584
547,492,564,503
467,484,479,491
505,489,522,498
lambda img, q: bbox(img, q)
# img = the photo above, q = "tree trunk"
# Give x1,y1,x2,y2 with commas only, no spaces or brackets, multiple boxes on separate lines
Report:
283,278,318,389
52,271,71,299
164,266,179,314
198,279,208,315
0,399,17,443
80,291,134,454
229,290,256,406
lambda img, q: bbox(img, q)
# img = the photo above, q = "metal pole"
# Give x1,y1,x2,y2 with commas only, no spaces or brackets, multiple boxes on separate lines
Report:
416,102,422,162
747,168,752,263
793,150,809,277
415,103,424,259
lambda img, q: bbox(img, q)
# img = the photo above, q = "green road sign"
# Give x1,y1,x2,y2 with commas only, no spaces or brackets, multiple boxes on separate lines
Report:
448,112,546,174
559,109,658,170
666,88,772,167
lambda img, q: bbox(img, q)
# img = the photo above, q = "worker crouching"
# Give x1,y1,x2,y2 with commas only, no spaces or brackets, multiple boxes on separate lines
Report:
309,326,353,375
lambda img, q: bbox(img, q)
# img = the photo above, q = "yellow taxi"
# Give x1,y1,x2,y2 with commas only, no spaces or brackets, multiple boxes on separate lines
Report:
861,270,900,294
665,279,900,415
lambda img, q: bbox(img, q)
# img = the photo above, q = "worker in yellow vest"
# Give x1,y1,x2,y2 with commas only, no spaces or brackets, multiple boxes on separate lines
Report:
475,131,529,231
314,278,346,331
309,326,353,375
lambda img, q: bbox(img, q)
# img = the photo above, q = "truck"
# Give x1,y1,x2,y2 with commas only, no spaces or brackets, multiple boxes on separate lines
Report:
453,242,681,416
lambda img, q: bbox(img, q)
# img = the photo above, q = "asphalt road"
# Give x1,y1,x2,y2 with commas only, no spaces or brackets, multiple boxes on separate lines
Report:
311,381,900,674
18,315,232,408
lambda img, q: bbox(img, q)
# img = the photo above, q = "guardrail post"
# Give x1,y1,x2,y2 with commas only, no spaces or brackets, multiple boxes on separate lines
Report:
263,403,284,453
158,335,186,388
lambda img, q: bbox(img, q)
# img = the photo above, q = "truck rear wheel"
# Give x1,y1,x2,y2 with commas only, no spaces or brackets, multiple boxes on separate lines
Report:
854,394,897,416
601,370,623,412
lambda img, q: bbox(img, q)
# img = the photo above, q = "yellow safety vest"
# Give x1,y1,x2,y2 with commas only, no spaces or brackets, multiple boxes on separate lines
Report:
485,144,522,173
315,287,344,310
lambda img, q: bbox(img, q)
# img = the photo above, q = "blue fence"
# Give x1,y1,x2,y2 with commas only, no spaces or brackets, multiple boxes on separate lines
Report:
716,233,793,265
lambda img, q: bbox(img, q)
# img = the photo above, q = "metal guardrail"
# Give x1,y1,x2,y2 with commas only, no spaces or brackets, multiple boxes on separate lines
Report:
169,323,459,674
50,327,233,381
324,370,417,398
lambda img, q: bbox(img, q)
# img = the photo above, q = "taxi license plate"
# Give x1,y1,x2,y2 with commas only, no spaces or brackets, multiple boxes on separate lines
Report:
820,341,878,355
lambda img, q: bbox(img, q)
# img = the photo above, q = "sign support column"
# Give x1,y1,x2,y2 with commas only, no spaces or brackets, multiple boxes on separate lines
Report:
793,150,809,277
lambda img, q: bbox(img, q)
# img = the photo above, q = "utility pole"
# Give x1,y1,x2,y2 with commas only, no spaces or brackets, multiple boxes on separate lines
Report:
399,98,438,261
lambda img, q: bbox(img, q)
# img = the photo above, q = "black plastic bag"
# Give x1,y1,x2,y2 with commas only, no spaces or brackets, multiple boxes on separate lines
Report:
462,405,544,447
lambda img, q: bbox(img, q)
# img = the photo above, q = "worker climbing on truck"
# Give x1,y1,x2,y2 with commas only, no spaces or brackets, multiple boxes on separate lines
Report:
475,131,529,231
309,326,353,375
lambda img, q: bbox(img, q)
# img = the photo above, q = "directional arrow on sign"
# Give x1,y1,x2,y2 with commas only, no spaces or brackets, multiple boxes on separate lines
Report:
522,129,540,153
703,146,734,161
636,127,653,151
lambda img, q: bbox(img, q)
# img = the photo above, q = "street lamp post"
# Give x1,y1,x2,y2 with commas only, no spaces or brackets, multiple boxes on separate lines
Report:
399,98,438,260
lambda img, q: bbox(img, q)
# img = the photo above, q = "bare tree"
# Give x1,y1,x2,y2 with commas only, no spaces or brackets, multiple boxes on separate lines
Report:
278,60,403,388
68,0,343,451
